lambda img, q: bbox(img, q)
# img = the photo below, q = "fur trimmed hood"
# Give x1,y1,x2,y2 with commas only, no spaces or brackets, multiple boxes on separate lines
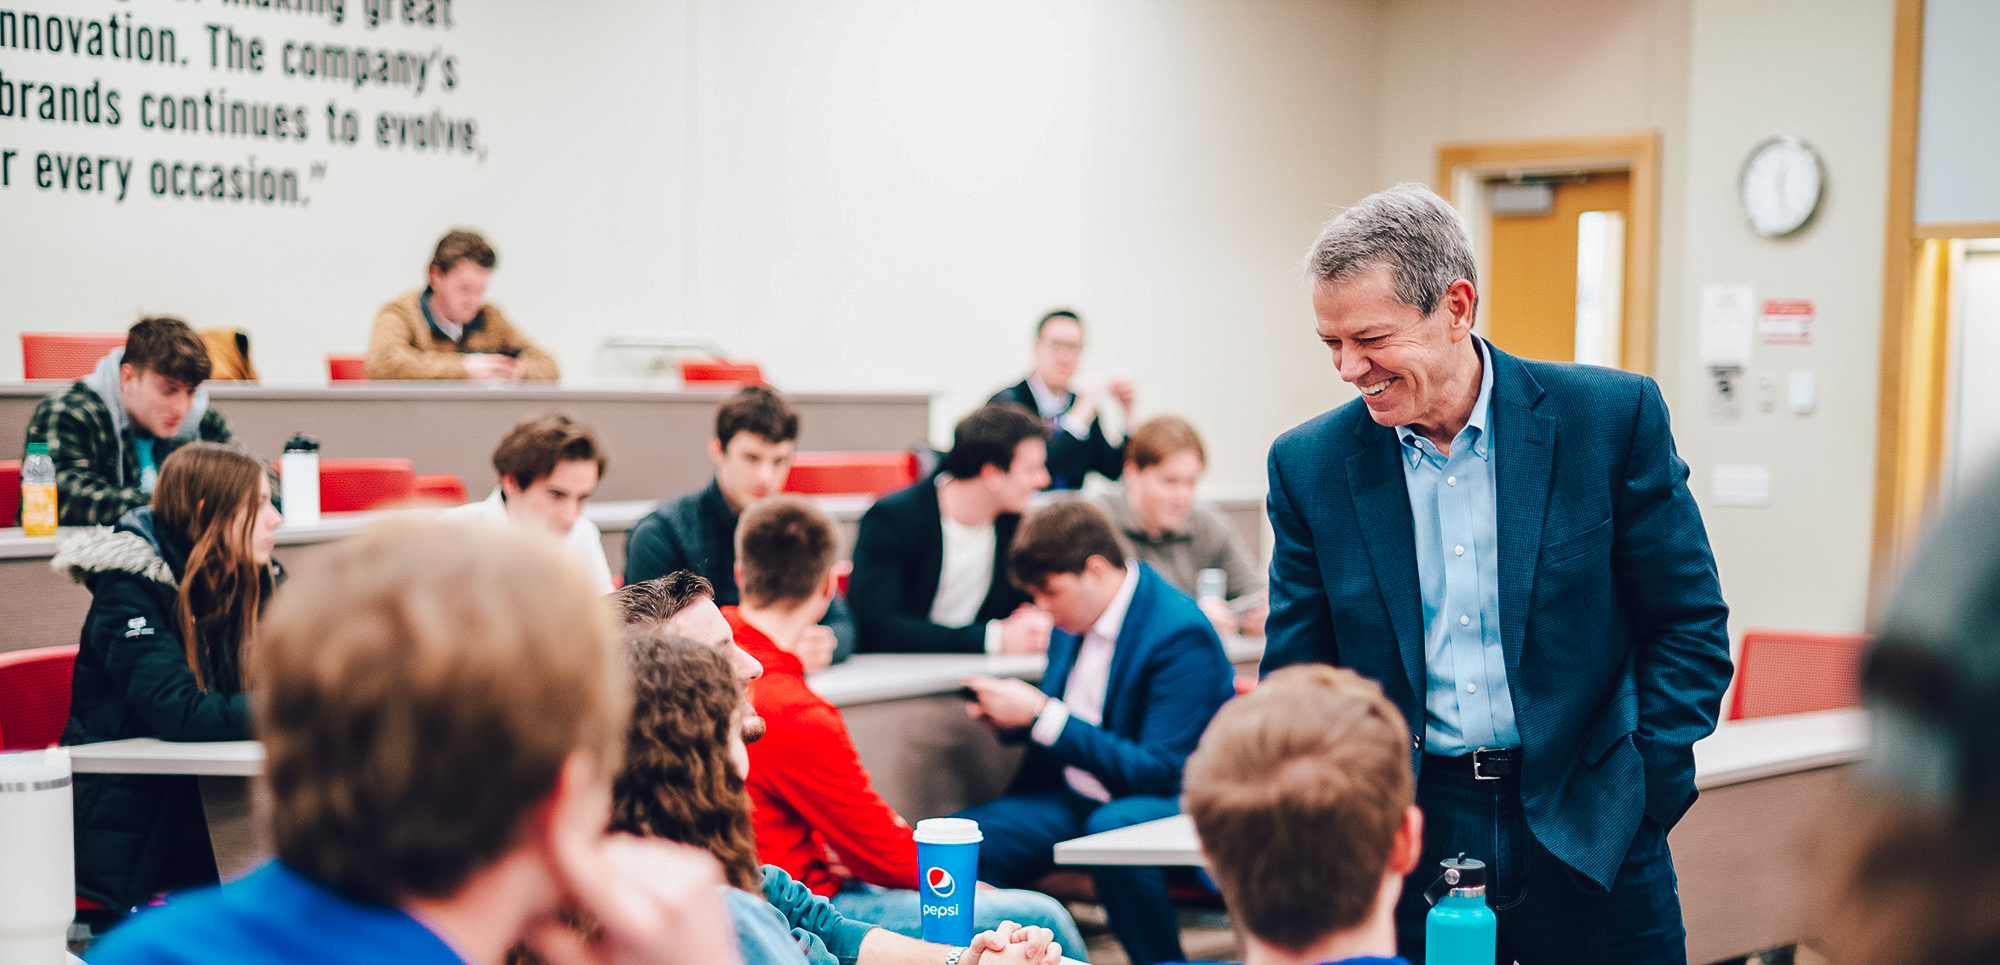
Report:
52,527,175,586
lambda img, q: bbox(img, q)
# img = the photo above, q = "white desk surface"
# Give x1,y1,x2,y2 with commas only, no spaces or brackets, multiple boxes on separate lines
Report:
809,653,1048,706
1691,707,1868,789
1053,709,1873,867
810,637,1262,707
56,640,1265,775
67,738,265,776
0,496,890,560
1,489,1269,561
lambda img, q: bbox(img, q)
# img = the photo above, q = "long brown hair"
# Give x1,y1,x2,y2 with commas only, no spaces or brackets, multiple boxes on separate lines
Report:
610,631,763,891
150,442,270,692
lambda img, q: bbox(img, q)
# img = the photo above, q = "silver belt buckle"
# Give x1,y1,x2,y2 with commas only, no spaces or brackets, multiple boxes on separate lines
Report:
1472,746,1503,781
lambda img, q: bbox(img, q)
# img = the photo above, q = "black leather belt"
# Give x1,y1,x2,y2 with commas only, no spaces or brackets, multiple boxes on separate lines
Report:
1424,747,1520,781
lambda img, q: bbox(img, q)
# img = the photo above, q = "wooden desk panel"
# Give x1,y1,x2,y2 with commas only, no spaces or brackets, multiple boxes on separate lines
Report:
0,383,931,504
1673,763,1857,964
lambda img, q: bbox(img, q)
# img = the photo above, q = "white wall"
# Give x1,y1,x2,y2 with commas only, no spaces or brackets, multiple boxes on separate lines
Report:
684,0,1384,482
1371,0,1896,640
1,0,1382,490
1673,0,1894,636
0,0,692,384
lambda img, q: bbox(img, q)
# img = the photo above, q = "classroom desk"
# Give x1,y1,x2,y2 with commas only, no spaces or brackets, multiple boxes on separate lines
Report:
1051,708,1869,964
0,382,932,504
69,739,267,879
1,490,1264,654
63,640,1267,879
829,639,1264,820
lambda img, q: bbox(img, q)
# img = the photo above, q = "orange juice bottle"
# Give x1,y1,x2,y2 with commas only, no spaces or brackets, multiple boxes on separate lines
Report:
21,442,57,536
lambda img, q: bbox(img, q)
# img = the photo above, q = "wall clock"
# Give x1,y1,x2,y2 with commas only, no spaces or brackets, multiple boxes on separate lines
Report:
1740,135,1824,238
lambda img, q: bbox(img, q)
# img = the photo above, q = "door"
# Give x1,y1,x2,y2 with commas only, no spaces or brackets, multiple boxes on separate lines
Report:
1483,171,1633,367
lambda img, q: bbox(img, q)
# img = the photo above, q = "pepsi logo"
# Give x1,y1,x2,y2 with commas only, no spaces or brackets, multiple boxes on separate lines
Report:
925,866,956,898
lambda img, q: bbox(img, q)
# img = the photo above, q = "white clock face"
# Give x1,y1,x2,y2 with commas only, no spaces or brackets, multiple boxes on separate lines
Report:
1740,136,1824,238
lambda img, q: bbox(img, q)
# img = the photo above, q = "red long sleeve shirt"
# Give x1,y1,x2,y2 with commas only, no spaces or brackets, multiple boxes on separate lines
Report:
727,608,921,896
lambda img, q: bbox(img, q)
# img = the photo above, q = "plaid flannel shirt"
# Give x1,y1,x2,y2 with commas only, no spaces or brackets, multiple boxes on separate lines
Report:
23,382,232,526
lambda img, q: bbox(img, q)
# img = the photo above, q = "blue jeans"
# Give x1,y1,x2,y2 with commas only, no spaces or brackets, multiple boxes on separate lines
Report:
828,882,1088,960
955,788,1184,965
1395,760,1685,965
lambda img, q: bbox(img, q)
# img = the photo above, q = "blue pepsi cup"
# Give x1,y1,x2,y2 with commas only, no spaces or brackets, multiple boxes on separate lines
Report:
914,817,982,946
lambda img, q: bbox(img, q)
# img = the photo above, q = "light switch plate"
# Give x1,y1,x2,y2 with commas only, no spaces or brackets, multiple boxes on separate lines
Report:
1788,373,1816,414
1713,465,1771,507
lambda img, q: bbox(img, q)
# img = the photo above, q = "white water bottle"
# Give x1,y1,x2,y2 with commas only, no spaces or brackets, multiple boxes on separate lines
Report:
281,433,320,527
0,748,75,964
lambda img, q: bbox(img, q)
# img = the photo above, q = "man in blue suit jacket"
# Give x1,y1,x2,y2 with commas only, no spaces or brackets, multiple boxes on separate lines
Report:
1262,184,1732,965
959,501,1236,965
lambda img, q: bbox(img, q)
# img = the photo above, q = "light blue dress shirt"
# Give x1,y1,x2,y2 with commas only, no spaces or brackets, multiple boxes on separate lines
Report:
1395,338,1519,754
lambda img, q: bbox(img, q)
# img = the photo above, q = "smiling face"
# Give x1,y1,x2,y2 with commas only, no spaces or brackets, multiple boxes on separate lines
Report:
118,366,198,438
982,437,1050,515
501,458,599,537
660,597,764,684
426,261,492,326
1312,263,1481,440
1126,449,1202,535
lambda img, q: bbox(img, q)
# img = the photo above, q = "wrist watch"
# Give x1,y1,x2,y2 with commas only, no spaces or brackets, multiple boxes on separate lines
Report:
944,947,968,965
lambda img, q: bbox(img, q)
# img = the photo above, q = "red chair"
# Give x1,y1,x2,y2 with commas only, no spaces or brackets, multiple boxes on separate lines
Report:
678,358,765,388
21,333,127,381
0,645,79,751
327,354,369,382
317,458,418,513
0,459,19,528
1727,629,1870,720
782,453,920,497
414,473,468,504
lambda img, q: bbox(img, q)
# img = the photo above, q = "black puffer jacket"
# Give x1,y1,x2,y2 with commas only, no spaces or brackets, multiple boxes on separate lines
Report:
55,506,274,910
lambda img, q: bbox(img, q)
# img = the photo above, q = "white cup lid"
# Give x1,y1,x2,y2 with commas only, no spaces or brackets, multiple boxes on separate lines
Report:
0,748,71,791
912,817,983,845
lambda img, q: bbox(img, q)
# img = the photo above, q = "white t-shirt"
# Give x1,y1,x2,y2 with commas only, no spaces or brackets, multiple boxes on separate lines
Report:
444,488,616,595
929,480,997,628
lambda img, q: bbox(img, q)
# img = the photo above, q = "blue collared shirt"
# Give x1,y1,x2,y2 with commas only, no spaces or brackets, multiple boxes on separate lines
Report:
1396,338,1518,754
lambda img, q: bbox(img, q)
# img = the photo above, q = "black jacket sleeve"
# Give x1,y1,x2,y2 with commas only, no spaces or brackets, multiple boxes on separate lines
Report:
848,500,986,654
623,509,691,586
80,573,252,742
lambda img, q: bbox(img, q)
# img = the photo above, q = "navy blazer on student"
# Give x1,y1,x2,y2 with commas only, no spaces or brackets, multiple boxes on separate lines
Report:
1261,340,1732,891
1016,563,1236,799
991,380,1126,490
848,474,1030,654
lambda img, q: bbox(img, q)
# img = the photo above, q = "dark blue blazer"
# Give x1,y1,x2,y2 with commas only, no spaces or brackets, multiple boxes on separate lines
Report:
1016,563,1237,799
991,380,1126,491
1260,340,1732,890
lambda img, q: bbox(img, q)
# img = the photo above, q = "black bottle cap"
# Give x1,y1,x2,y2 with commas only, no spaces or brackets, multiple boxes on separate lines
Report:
284,433,319,453
1440,853,1486,890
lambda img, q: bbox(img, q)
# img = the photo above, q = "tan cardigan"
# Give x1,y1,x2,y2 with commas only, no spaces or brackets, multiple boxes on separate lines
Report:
364,289,561,380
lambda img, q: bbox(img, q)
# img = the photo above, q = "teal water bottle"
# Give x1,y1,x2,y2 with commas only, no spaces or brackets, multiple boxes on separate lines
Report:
1424,854,1497,965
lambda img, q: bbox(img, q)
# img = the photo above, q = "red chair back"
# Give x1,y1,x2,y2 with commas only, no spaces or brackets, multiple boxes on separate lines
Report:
1727,630,1869,720
0,645,79,751
21,333,127,381
782,452,920,497
317,458,418,513
327,354,369,382
679,359,765,388
414,473,468,504
0,459,19,528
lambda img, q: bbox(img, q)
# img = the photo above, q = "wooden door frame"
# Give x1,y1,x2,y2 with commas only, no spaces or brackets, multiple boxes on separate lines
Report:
1436,130,1662,376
